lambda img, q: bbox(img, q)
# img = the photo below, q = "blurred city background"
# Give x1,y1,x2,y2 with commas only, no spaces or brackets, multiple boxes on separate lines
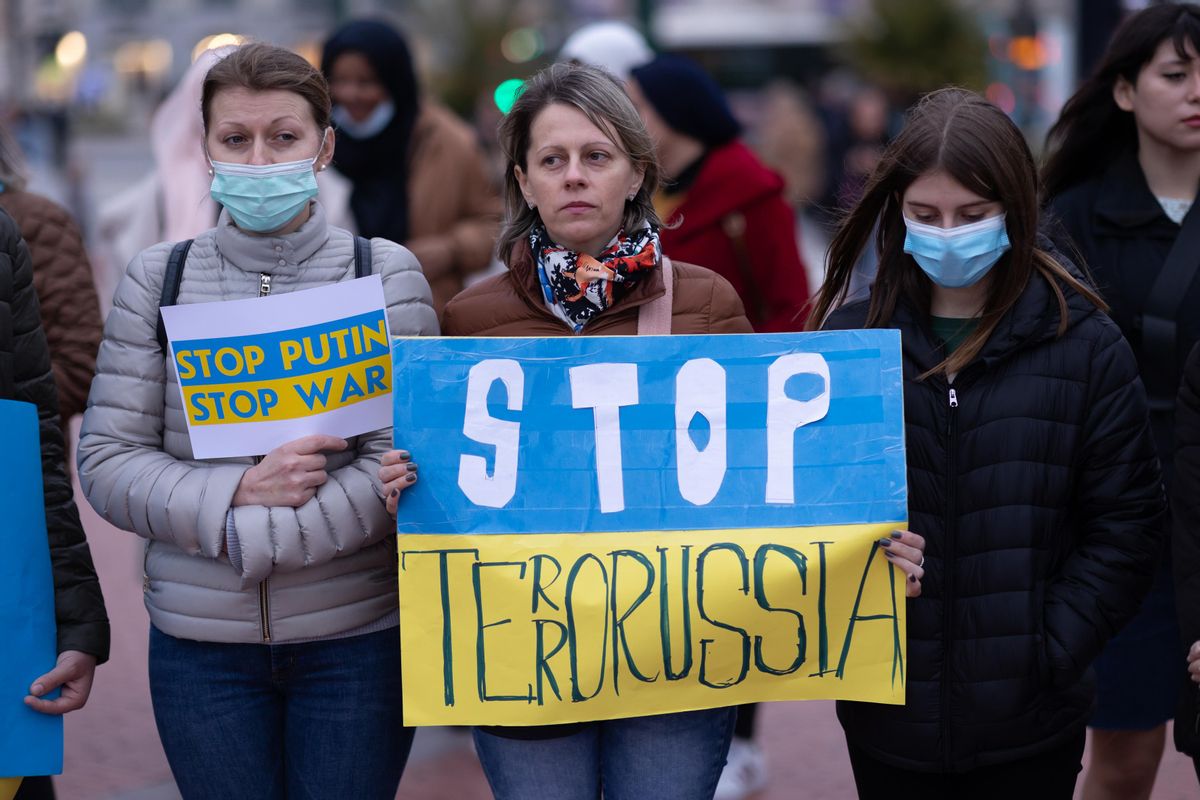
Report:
2,0,1197,797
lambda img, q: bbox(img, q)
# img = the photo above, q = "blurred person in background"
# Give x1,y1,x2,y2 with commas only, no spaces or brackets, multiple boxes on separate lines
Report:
1043,4,1200,796
756,80,829,297
93,46,355,315
559,20,654,82
0,208,110,800
322,19,501,315
0,124,101,427
627,54,810,332
77,43,437,799
440,61,775,800
813,86,1164,799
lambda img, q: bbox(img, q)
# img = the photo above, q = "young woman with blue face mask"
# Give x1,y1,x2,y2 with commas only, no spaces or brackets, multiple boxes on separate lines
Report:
76,43,438,800
809,88,1166,799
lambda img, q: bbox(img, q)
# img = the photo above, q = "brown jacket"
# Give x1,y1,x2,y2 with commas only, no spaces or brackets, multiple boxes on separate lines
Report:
406,103,503,315
442,241,753,337
0,190,102,421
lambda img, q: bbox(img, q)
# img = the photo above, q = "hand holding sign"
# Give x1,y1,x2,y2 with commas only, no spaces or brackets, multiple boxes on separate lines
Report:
380,449,419,516
23,651,97,715
879,530,926,597
232,434,348,508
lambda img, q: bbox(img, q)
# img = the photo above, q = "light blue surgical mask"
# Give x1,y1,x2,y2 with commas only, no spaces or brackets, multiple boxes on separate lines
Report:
902,213,1011,288
208,129,328,233
332,100,395,140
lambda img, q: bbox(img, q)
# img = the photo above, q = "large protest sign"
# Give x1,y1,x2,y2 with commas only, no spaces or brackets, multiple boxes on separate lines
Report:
0,401,62,777
392,331,907,726
161,276,393,459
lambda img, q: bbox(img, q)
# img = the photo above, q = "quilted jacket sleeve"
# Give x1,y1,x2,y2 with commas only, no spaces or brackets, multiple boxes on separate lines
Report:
21,195,103,421
76,244,250,557
1043,318,1166,686
227,241,439,581
4,213,110,662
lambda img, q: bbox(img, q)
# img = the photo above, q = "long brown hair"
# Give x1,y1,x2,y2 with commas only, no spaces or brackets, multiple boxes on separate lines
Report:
1043,3,1200,198
807,88,1105,378
496,62,661,266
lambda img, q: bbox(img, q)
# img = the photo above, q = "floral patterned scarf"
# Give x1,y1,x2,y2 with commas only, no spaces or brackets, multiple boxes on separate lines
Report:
530,224,661,332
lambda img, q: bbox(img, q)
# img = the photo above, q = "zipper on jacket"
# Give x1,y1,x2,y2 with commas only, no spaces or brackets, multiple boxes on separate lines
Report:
941,385,959,770
258,580,272,642
257,271,272,642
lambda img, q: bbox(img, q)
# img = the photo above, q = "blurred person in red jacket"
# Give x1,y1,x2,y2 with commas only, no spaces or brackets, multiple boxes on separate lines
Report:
627,55,810,331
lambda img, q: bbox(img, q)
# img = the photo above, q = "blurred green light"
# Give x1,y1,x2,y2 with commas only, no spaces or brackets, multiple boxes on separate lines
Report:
494,78,525,114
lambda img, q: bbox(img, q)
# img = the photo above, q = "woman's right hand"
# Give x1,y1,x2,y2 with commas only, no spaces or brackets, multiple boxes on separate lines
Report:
232,434,348,508
1189,641,1200,684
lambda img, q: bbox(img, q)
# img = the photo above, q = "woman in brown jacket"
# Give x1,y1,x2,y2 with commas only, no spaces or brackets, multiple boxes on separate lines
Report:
322,19,501,315
385,62,751,800
0,125,102,424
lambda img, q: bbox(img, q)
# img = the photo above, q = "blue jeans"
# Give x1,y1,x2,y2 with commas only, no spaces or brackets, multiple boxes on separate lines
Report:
473,708,736,800
148,626,413,800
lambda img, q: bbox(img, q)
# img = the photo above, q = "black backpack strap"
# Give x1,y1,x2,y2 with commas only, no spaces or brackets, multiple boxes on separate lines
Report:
1140,204,1200,411
155,239,193,353
354,235,373,278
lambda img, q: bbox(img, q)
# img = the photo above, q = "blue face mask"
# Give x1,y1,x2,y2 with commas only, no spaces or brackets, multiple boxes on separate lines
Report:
332,100,395,140
902,213,1011,288
209,130,328,233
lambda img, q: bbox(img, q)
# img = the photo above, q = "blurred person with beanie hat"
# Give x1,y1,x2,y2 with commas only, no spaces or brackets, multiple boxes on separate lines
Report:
559,20,654,81
628,55,809,332
322,19,501,315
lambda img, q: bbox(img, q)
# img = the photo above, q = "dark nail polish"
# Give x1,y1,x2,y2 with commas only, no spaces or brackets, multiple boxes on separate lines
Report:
405,473,417,483
390,489,399,498
406,463,418,473
909,574,917,583
878,538,892,548
890,531,903,539
398,451,411,461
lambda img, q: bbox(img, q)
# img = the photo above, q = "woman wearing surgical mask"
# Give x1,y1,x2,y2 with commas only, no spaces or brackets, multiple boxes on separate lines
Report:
1044,5,1200,795
322,19,502,315
76,43,438,800
809,88,1165,798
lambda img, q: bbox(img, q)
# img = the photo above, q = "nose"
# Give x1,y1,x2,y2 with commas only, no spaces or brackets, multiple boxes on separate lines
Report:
564,155,587,186
247,140,272,166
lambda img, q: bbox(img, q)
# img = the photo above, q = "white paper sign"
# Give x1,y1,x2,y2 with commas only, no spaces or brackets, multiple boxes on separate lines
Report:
161,275,392,459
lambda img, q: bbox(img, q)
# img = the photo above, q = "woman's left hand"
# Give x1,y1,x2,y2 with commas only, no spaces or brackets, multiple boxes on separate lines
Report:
880,529,926,598
380,449,418,516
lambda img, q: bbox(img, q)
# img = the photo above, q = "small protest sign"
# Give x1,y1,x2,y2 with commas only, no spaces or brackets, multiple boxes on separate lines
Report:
161,276,393,459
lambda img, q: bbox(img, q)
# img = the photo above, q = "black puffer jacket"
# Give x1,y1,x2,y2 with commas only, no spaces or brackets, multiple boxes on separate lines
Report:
1049,150,1199,485
1173,343,1200,752
825,267,1164,772
0,209,108,661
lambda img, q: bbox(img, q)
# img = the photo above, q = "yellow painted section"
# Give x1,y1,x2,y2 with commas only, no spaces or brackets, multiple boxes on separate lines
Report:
0,778,22,800
397,522,907,726
182,354,391,425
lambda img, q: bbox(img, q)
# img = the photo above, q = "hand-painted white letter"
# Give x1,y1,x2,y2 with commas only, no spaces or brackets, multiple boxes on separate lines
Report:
766,353,831,504
676,358,727,505
569,363,638,513
458,359,524,508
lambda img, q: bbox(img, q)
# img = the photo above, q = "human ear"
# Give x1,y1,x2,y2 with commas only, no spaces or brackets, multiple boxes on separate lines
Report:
1113,76,1136,113
514,164,535,207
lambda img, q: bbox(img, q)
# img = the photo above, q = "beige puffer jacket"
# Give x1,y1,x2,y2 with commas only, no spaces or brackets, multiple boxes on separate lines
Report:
78,202,438,643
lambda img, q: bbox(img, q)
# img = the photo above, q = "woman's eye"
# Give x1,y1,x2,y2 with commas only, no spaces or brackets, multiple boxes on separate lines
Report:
276,132,297,142
961,214,984,223
588,151,610,162
1164,72,1187,81
223,134,246,146
915,215,937,223
542,155,561,167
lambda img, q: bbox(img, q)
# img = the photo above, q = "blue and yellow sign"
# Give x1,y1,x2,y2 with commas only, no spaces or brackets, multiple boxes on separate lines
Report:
392,331,907,726
161,276,394,459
